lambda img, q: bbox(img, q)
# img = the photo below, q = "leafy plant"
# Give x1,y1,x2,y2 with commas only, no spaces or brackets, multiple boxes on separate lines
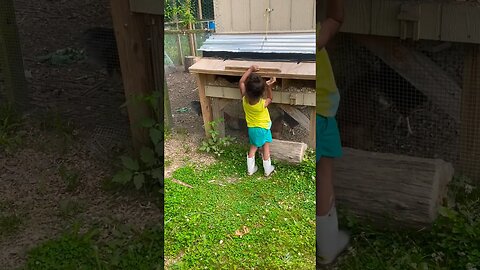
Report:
165,0,196,26
199,118,236,157
36,47,85,66
112,91,163,191
58,165,81,192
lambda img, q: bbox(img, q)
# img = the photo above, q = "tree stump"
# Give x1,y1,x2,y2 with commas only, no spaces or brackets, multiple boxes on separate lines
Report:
334,148,454,229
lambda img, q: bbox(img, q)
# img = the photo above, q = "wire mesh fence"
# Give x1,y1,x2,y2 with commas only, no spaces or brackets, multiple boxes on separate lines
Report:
328,32,480,181
164,0,215,65
0,0,135,157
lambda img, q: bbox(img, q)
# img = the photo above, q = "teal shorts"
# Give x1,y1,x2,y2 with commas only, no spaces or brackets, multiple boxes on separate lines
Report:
248,122,273,148
316,114,342,161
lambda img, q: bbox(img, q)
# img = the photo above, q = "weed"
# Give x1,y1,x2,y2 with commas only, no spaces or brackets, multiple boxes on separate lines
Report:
58,199,85,219
199,118,236,157
58,165,81,192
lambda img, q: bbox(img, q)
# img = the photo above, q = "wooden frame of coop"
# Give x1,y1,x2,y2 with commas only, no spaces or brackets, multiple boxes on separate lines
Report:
189,59,316,150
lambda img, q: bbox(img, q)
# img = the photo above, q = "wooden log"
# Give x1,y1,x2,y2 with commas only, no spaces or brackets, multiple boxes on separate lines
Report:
334,148,454,229
270,139,307,164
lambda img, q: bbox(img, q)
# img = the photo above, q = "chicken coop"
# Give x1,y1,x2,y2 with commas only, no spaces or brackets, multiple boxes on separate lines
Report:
318,0,480,228
0,0,162,156
189,0,317,162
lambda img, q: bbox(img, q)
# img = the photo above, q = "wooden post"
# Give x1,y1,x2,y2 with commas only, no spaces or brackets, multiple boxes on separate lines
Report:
164,79,173,132
211,98,230,137
0,0,29,111
197,0,203,20
110,0,156,154
195,73,213,137
309,106,316,149
188,22,196,57
459,44,480,183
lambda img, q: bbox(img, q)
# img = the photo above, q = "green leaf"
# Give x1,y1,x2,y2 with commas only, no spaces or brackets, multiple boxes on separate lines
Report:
150,128,163,145
140,147,156,166
112,170,133,184
438,206,457,219
151,168,163,180
141,118,156,128
121,156,139,171
133,174,145,190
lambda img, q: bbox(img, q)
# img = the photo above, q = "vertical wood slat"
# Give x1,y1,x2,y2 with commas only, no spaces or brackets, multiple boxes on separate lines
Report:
110,0,156,153
459,45,480,182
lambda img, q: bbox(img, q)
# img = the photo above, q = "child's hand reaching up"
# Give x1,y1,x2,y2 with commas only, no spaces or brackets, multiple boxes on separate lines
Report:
266,77,276,87
265,77,275,107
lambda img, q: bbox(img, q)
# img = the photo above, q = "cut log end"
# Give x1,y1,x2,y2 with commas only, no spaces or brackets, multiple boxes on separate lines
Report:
270,139,307,164
334,148,454,229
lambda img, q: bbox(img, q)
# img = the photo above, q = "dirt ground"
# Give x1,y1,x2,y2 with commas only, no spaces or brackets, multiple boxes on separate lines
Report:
0,1,158,268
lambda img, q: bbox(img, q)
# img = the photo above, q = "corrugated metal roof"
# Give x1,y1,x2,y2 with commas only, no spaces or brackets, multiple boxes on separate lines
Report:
199,33,315,55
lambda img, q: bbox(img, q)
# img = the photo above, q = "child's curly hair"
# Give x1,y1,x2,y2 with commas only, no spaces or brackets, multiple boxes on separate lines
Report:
245,73,265,100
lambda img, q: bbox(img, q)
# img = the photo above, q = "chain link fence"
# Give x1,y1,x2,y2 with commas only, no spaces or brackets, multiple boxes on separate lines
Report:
328,32,480,181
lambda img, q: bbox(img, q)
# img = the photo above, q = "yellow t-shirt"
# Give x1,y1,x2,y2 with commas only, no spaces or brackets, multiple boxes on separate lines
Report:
242,96,271,129
317,22,340,117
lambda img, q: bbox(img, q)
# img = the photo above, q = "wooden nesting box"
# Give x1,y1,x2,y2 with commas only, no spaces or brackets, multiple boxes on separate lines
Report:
189,58,316,148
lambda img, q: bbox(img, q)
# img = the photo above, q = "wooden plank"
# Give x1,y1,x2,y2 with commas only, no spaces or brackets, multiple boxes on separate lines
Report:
231,0,251,32
110,0,156,153
354,35,461,122
418,2,442,41
343,0,371,34
196,74,213,137
205,85,316,106
441,3,480,44
211,98,231,137
129,0,163,15
334,147,454,229
309,107,316,149
250,0,266,32
291,0,315,31
189,58,316,80
278,104,310,132
371,0,402,37
225,66,282,73
270,0,292,31
270,139,308,164
213,0,233,33
459,45,480,182
0,0,29,110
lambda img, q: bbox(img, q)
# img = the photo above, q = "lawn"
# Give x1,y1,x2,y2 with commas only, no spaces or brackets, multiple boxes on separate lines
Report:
164,145,317,269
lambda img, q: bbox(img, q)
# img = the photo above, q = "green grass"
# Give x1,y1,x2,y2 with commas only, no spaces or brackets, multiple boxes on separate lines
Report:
336,176,480,269
164,145,316,269
24,224,164,270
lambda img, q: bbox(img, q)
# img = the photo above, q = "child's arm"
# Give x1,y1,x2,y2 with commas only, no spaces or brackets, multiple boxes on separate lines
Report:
264,77,276,107
318,0,344,50
239,65,259,97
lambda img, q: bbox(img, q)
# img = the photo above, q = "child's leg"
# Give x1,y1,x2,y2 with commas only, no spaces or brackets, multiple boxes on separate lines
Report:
248,145,258,158
316,157,334,215
262,142,270,160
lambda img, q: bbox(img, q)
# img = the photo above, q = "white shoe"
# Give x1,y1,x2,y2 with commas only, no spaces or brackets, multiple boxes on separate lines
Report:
316,205,350,265
247,153,258,175
262,158,275,177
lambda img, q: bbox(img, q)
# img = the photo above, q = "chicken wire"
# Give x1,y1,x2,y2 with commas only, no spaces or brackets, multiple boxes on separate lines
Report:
7,0,139,156
327,33,480,181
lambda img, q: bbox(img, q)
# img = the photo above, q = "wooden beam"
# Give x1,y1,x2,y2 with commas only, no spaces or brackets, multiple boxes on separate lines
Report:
459,45,480,183
309,107,315,149
110,0,156,153
196,73,213,137
355,35,461,123
0,0,29,111
278,104,310,132
129,0,163,15
334,147,454,229
211,98,230,137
